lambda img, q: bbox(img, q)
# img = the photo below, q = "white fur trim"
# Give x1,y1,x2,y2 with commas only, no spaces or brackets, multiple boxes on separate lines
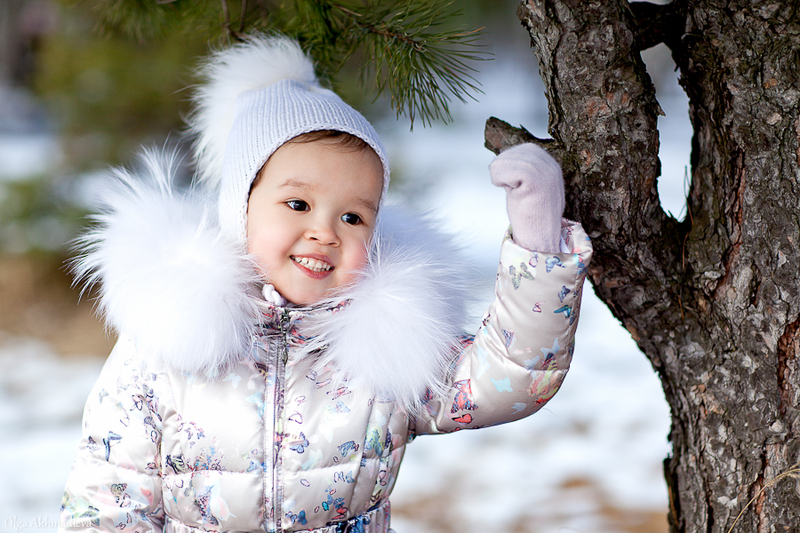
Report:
299,206,472,412
71,149,262,375
187,35,318,187
73,154,470,406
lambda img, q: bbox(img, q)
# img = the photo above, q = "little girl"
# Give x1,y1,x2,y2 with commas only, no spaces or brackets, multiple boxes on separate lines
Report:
60,35,592,533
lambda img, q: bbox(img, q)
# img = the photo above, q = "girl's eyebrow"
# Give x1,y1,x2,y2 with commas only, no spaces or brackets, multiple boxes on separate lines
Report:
278,178,311,190
355,197,378,214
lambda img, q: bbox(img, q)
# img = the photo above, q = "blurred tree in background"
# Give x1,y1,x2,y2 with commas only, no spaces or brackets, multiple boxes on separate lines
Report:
34,15,208,168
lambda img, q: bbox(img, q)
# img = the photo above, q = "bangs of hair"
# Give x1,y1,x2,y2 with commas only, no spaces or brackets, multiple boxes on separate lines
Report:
287,130,370,152
250,130,375,191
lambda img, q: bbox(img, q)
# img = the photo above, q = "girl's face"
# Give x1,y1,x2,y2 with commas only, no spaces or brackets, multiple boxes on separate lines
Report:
246,140,384,306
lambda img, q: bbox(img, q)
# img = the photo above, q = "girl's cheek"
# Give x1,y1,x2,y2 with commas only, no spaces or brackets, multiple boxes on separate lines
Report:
357,237,372,267
343,242,371,282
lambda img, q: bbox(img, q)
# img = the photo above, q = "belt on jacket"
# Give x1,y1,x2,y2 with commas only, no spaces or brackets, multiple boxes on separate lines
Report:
162,500,393,533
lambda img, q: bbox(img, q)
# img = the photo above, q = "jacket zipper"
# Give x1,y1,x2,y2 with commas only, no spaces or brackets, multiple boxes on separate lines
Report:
270,310,291,533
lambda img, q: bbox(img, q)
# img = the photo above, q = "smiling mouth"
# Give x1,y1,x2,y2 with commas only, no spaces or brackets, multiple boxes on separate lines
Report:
291,256,334,272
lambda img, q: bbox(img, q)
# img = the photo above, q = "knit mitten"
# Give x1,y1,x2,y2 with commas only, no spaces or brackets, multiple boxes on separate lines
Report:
489,143,565,253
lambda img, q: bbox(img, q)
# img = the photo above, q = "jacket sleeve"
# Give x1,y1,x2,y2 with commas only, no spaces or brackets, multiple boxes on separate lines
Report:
59,338,165,532
410,219,592,436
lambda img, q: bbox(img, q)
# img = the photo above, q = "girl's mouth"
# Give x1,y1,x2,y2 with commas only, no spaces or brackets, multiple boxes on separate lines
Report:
291,255,334,277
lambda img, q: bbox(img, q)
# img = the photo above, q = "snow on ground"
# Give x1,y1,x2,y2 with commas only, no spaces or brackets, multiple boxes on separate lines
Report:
0,39,688,533
0,333,102,532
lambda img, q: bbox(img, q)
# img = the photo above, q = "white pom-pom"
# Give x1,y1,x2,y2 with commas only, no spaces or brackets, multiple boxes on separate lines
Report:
188,35,319,187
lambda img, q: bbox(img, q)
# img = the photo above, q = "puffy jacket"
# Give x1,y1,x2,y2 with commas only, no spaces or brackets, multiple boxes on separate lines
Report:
59,155,592,532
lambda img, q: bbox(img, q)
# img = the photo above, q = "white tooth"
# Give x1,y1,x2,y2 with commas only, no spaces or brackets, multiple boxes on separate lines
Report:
294,257,332,272
312,260,330,272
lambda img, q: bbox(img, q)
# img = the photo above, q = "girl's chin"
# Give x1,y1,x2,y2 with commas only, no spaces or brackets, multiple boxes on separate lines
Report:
286,295,324,307
280,286,330,307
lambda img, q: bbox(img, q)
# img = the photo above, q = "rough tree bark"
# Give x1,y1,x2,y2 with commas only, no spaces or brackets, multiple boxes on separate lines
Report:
485,1,800,531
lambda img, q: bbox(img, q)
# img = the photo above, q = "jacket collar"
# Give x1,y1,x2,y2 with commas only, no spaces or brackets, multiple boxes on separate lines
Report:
73,150,472,411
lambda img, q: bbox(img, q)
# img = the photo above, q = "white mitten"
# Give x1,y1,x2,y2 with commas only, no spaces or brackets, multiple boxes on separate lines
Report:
489,143,565,253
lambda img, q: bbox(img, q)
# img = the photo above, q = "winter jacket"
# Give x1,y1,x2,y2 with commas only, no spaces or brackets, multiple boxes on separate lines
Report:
59,155,593,533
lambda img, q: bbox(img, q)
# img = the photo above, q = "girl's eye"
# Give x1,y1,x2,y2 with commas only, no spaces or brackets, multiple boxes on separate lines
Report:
341,213,362,225
286,200,309,212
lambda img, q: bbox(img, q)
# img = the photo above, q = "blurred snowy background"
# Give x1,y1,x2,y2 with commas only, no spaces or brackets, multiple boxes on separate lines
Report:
0,1,688,532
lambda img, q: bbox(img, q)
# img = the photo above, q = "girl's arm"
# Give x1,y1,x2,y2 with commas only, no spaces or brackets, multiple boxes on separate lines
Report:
59,339,165,532
411,143,592,435
411,221,591,434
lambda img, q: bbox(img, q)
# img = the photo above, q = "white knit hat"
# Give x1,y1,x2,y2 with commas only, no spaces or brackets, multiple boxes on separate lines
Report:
187,35,390,244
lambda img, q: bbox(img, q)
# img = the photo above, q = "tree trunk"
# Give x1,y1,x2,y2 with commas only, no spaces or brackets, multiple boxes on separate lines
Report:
485,1,800,531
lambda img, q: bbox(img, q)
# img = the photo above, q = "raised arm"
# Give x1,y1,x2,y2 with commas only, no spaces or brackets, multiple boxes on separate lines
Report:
412,144,592,435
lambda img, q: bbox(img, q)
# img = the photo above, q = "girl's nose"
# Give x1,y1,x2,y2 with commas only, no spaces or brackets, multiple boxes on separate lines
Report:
305,220,339,246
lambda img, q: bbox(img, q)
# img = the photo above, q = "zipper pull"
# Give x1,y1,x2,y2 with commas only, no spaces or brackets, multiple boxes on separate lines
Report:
278,309,289,332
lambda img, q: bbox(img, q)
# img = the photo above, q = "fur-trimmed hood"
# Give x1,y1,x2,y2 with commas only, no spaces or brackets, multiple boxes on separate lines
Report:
72,150,472,410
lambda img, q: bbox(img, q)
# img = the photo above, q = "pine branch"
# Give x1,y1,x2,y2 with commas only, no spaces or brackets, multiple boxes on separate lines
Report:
352,1,488,126
76,0,490,126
